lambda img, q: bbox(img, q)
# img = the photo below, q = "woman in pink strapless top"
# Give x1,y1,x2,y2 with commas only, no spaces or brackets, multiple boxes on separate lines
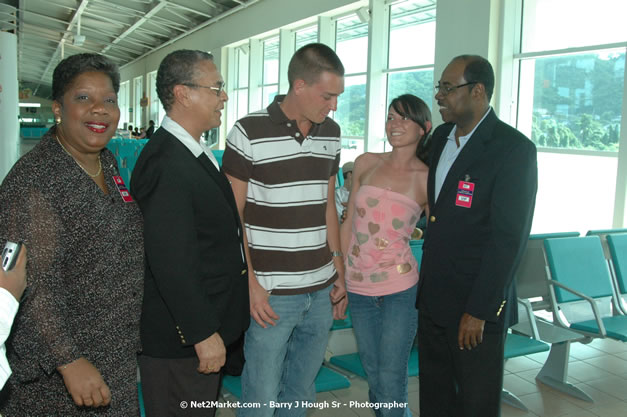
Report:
340,94,431,417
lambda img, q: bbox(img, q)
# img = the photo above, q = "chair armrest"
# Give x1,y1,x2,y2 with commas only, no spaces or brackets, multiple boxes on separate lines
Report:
548,279,607,337
517,297,541,339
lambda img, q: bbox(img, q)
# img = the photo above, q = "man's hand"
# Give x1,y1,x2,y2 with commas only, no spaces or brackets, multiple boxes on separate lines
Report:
194,332,226,374
0,244,27,301
331,282,348,320
457,312,485,350
59,357,111,408
249,274,279,328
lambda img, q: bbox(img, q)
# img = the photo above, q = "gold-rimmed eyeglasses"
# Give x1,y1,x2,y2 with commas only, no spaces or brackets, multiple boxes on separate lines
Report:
183,82,226,96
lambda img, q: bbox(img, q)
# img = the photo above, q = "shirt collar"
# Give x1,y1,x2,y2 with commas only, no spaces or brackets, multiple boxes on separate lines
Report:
447,107,492,144
266,94,325,135
161,115,220,169
267,94,289,125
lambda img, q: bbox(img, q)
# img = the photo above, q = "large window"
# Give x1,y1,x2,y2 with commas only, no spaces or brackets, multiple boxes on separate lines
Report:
335,13,369,139
262,36,279,107
147,71,165,128
386,0,436,109
295,25,317,51
518,51,624,152
118,81,129,129
223,0,437,161
133,75,143,130
516,0,626,152
513,0,627,233
233,45,249,120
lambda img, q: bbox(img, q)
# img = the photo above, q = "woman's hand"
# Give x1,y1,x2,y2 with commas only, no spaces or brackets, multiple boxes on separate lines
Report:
58,357,111,408
0,244,27,301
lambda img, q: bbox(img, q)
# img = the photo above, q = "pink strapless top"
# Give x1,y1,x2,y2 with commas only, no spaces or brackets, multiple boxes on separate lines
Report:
345,185,423,296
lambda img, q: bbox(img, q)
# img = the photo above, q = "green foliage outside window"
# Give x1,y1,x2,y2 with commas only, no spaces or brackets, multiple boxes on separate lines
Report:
335,70,434,138
529,52,623,152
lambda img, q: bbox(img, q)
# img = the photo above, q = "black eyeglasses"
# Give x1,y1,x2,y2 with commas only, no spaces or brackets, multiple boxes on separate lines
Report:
434,82,478,96
182,82,226,96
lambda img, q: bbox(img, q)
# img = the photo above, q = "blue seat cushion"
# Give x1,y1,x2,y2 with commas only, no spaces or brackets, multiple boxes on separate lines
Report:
222,366,350,399
329,346,419,379
331,314,352,330
571,316,627,341
504,333,549,359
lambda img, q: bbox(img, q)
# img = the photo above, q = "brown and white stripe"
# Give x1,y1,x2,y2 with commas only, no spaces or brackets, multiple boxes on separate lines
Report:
223,95,341,293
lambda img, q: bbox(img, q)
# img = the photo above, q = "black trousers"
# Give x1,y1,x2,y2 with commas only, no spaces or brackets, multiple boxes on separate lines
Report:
138,354,221,417
418,312,506,417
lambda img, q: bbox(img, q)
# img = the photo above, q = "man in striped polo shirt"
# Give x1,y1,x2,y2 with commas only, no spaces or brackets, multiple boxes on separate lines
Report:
223,43,347,417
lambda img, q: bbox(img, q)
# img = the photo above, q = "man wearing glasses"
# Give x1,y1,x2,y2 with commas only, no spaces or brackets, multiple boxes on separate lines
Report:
132,50,249,417
416,55,538,417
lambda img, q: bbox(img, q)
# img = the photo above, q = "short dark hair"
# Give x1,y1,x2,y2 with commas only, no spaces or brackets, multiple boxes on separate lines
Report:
52,53,119,102
453,55,495,101
157,50,214,112
389,94,432,164
287,43,344,89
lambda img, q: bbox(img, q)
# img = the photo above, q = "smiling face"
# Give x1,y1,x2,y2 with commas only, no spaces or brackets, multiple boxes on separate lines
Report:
297,71,345,124
52,71,120,154
186,59,228,134
435,58,476,126
385,106,425,150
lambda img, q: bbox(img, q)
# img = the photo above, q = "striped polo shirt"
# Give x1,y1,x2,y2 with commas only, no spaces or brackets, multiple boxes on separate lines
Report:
223,95,341,294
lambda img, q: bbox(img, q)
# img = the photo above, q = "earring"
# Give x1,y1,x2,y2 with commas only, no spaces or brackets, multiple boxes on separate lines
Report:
55,117,62,124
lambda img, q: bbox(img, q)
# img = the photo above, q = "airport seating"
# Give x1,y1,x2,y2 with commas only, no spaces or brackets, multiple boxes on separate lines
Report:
501,333,550,410
544,236,627,342
221,365,350,399
510,232,593,403
586,228,627,259
607,233,627,315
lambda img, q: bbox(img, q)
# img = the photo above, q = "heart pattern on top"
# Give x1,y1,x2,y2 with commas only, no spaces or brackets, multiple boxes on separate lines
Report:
356,233,369,245
350,272,364,282
356,207,366,218
370,271,389,282
368,222,380,235
392,218,404,230
366,197,379,207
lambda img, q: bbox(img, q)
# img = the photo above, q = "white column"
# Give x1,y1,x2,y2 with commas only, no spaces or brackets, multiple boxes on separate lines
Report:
318,16,336,50
278,29,294,95
612,54,627,228
364,0,389,152
0,31,19,182
248,38,263,113
432,0,501,126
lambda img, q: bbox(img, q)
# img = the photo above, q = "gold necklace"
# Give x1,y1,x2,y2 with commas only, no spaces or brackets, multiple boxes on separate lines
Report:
55,135,102,178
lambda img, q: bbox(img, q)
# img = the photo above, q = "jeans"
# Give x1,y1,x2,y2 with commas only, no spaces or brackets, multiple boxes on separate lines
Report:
238,285,333,417
348,284,418,417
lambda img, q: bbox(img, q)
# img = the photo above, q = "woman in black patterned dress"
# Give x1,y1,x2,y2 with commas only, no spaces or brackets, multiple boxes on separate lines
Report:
0,53,143,415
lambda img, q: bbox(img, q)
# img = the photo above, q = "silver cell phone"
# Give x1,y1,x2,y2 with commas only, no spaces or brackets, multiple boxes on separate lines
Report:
2,241,22,272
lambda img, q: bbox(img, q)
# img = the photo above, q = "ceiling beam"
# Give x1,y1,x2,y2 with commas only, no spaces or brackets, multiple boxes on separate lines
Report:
167,2,213,19
38,0,91,83
100,0,167,55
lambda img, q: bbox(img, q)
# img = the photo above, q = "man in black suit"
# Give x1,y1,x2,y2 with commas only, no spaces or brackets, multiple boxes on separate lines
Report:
132,50,249,417
417,55,537,417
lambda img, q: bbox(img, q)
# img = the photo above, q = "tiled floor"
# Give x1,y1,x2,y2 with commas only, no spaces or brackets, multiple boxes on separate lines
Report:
215,338,627,417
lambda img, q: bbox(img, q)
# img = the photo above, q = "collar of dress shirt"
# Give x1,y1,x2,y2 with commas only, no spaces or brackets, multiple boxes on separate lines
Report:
446,107,493,146
161,116,220,170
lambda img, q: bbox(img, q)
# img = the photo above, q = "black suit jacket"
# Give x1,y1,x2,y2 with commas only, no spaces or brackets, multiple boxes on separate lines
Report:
417,109,537,332
131,127,249,358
